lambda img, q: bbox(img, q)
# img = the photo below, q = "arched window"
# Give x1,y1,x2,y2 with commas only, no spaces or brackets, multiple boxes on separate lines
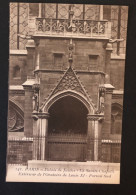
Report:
111,104,122,134
8,101,24,132
13,65,21,78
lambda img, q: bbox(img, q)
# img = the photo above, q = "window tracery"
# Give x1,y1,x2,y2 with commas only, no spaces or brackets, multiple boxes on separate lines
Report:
8,105,24,132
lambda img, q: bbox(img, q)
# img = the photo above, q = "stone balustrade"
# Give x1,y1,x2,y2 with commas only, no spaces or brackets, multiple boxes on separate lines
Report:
35,18,111,38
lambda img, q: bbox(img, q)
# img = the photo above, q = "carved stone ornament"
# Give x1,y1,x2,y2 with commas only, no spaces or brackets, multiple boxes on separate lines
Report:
52,66,87,97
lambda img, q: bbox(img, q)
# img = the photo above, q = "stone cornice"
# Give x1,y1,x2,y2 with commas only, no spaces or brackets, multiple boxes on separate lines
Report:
22,78,35,90
9,85,25,95
9,85,24,90
104,84,115,94
33,33,109,41
10,50,27,55
34,69,105,75
112,90,123,99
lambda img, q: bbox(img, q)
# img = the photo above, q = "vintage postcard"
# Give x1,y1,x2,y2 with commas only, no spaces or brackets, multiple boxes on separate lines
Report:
6,3,128,183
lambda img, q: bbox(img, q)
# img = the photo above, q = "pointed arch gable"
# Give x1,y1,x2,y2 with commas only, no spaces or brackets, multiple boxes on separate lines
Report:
43,90,94,114
40,66,96,114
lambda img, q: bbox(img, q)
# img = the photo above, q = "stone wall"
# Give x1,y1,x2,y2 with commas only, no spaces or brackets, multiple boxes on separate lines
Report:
7,140,33,164
110,59,125,90
36,38,107,107
9,54,27,85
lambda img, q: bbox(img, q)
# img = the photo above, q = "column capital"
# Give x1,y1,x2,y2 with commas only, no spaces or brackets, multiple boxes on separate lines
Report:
32,112,39,121
38,112,49,119
87,114,104,121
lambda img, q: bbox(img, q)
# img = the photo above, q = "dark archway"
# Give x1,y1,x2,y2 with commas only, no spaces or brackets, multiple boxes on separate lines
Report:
48,96,88,134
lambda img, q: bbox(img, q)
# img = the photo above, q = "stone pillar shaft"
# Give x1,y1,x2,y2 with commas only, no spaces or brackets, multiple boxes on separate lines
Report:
94,120,99,161
102,85,114,138
24,87,34,137
32,112,49,160
100,5,103,20
105,44,113,83
32,114,38,160
87,118,94,161
87,115,103,161
26,40,35,77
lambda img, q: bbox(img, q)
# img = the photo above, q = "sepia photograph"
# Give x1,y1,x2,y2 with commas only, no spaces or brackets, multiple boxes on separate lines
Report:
6,3,128,184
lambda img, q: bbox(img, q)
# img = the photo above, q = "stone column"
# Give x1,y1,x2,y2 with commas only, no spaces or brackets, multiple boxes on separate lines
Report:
87,115,95,161
100,5,103,20
39,3,42,18
37,112,49,160
32,112,39,160
26,39,35,77
103,84,114,138
23,84,34,137
94,119,99,161
35,50,40,70
22,40,35,137
105,43,113,83
87,115,104,161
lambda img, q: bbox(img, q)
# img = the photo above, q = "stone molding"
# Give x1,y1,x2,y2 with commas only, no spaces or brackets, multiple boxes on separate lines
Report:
87,114,104,121
34,69,105,75
10,50,27,55
38,112,50,119
42,90,94,115
32,112,49,120
33,34,109,41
